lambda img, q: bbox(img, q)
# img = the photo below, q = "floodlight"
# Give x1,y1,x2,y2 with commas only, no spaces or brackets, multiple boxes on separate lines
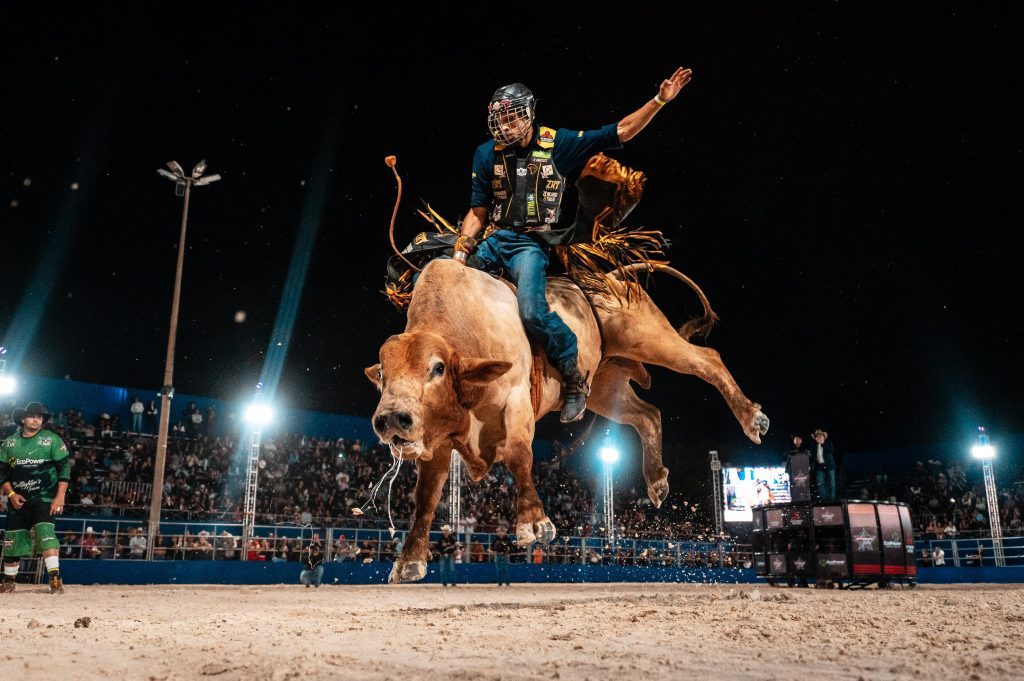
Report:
166,161,184,177
0,375,16,396
195,173,221,186
599,445,620,465
191,160,207,178
157,168,178,181
244,402,274,427
971,444,996,460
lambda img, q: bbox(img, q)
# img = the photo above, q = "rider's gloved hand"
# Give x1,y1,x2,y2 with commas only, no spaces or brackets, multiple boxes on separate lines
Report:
454,235,478,265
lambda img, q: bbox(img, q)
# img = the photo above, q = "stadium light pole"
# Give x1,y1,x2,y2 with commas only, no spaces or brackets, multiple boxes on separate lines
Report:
146,161,222,560
709,450,724,537
0,347,16,397
971,426,1005,567
241,397,274,561
598,430,620,545
448,450,462,537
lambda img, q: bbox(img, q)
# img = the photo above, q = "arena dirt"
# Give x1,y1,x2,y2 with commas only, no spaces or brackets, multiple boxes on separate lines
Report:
1,582,1022,680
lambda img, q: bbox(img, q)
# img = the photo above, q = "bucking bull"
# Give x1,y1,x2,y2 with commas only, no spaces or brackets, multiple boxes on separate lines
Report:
366,258,769,583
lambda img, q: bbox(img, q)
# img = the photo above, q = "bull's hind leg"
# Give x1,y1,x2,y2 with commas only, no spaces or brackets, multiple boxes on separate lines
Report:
589,357,670,508
598,298,769,444
389,452,449,584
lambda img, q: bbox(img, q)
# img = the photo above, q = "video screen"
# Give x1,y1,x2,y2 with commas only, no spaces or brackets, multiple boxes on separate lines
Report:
723,466,791,522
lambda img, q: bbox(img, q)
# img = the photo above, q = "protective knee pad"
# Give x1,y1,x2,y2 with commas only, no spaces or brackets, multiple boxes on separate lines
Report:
2,529,31,559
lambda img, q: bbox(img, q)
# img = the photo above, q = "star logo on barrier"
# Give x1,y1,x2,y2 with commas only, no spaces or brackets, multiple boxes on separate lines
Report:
793,558,807,570
854,528,876,551
821,510,835,522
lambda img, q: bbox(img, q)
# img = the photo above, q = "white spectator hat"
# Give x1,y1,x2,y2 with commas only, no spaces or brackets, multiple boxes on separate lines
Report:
85,527,94,534
441,524,452,532
199,530,210,537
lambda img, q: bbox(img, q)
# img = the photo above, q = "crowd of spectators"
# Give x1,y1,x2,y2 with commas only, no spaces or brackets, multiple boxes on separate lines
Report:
851,457,1024,538
2,406,714,543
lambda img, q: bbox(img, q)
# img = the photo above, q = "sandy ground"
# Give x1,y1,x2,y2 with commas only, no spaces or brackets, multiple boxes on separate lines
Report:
1,582,1023,680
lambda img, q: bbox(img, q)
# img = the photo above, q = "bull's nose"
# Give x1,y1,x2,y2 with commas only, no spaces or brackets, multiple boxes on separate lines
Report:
374,411,414,434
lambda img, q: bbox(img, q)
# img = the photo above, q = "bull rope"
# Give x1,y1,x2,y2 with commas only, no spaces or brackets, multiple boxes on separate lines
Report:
384,155,422,274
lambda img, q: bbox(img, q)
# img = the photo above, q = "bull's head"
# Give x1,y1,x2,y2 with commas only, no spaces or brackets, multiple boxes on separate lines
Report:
365,331,512,460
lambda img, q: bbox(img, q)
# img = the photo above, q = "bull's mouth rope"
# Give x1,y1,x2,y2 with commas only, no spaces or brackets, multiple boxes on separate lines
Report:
356,449,403,537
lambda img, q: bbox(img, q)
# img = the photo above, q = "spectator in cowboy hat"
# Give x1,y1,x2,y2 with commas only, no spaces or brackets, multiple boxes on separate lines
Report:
1,402,72,592
436,524,459,587
811,429,837,501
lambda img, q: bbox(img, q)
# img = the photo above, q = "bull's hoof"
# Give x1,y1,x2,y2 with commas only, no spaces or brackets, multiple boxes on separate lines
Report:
744,407,770,444
388,559,427,584
647,476,670,509
534,517,557,544
516,518,557,546
515,521,537,547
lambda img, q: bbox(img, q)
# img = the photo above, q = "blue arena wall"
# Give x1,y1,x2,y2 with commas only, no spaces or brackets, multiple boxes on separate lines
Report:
6,373,377,442
53,561,1024,586
59,561,760,586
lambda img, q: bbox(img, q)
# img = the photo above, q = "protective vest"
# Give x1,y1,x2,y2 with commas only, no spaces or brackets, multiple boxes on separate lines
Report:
489,126,566,229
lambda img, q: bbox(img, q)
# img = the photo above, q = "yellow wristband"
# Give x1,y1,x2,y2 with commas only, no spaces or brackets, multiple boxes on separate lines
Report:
654,95,667,106
6,490,14,498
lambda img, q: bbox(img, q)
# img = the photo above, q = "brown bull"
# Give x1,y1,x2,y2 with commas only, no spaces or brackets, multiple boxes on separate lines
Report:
366,258,768,583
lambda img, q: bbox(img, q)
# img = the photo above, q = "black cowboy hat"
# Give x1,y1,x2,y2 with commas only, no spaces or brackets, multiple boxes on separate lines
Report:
12,401,52,423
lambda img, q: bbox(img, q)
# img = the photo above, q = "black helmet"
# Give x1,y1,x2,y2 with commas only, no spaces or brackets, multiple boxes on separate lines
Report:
487,83,536,145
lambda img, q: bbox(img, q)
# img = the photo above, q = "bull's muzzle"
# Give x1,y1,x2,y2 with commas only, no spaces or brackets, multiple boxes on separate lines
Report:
374,410,414,437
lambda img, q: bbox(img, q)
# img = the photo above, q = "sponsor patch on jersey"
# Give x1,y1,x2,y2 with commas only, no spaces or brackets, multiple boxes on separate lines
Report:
491,179,502,189
39,437,52,446
540,129,555,143
527,163,538,175
493,164,505,177
545,179,560,190
544,208,557,223
542,191,559,202
516,167,528,177
541,165,554,178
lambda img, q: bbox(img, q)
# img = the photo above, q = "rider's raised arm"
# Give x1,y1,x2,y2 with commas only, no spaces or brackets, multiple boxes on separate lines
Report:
616,67,692,143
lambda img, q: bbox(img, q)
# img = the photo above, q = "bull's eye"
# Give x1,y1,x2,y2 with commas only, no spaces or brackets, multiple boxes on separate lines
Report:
431,362,445,378
377,368,383,382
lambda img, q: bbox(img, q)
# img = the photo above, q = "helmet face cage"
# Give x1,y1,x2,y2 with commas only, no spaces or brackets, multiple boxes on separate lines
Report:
487,94,534,145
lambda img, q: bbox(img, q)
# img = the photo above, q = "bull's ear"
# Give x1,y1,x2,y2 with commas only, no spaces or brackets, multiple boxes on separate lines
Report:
364,364,382,391
457,358,513,386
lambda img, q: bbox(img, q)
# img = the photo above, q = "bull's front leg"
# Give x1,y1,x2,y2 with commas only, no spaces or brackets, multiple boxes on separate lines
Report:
389,452,449,584
506,440,557,546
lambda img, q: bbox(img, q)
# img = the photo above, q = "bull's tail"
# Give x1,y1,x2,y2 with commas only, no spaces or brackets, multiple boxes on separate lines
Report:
609,263,719,341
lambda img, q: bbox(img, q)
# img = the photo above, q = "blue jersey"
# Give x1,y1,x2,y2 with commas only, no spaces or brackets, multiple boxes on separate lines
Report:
470,123,622,209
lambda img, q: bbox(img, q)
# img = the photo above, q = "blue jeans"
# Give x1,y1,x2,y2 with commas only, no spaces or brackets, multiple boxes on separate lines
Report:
475,230,579,374
439,555,457,586
816,469,835,501
300,565,324,586
495,555,510,585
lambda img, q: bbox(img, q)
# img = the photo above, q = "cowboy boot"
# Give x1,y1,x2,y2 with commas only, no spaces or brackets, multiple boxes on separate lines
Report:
559,365,590,424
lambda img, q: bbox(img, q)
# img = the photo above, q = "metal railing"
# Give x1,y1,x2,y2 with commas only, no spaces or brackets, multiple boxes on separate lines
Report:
5,516,745,568
915,535,1024,568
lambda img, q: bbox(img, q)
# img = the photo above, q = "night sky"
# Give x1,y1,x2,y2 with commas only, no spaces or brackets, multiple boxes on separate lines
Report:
3,6,1022,470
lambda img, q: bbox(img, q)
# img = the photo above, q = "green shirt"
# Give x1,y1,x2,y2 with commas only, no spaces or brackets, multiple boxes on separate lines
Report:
0,429,71,502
